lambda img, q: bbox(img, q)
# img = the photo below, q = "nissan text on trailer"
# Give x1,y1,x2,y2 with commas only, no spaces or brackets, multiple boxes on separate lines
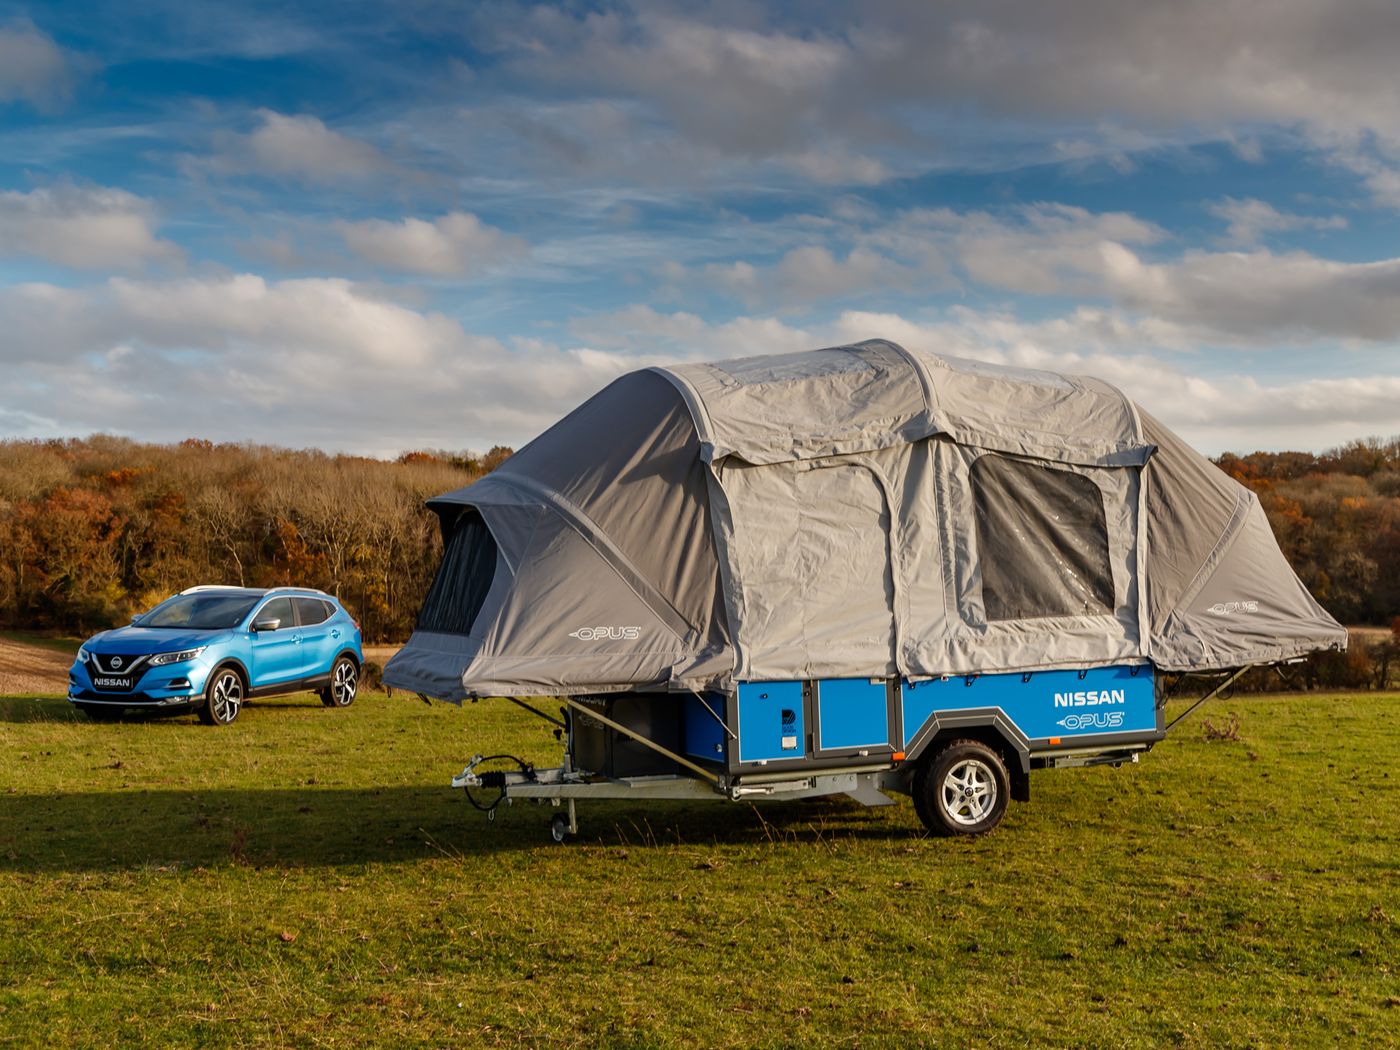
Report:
385,341,1345,840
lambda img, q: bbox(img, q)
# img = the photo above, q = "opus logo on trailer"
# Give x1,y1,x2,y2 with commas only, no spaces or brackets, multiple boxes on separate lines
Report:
1057,711,1126,731
567,626,642,641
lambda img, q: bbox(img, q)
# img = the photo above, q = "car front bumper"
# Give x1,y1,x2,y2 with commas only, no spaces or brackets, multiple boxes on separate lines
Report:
68,658,213,708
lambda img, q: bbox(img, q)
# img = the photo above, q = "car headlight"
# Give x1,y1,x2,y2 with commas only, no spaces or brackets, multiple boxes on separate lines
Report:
77,646,91,664
149,647,207,666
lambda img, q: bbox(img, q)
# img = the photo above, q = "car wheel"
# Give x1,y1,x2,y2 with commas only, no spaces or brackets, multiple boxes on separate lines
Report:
913,739,1009,837
198,667,244,725
320,655,357,708
75,702,122,722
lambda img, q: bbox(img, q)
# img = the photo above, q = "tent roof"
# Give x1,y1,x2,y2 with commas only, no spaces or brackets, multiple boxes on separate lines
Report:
655,339,1150,467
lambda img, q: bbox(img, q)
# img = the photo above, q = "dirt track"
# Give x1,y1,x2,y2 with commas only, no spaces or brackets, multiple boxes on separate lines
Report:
0,638,73,697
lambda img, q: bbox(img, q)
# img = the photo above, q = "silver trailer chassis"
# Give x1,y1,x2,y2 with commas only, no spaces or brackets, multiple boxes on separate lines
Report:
446,667,1249,841
452,755,902,841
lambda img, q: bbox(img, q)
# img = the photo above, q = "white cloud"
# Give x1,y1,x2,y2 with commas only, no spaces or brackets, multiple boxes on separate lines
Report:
912,204,1162,296
0,22,76,109
500,10,848,156
336,212,527,276
1207,197,1347,246
0,275,646,453
568,304,813,359
204,110,398,184
0,184,181,269
479,2,1400,200
681,202,1400,345
0,271,1392,455
1098,244,1400,343
700,244,916,308
567,301,1400,451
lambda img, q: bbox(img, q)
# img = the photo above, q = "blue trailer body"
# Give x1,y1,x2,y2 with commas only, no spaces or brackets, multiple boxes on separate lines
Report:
901,665,1157,747
690,664,1158,772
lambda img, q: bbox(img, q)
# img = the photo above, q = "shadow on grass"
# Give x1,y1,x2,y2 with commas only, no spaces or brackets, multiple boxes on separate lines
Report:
0,697,330,724
0,785,917,872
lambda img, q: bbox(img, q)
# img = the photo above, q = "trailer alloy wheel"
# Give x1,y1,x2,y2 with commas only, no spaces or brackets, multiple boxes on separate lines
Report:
914,739,1009,836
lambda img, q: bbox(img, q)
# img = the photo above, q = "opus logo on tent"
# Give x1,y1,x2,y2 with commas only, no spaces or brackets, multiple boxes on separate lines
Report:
1208,600,1259,616
568,626,641,641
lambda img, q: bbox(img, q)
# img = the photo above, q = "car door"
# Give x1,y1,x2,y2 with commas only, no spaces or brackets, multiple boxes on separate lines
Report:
293,597,339,679
248,596,302,687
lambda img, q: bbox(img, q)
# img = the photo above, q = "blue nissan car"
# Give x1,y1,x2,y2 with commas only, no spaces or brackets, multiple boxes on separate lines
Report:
68,586,364,725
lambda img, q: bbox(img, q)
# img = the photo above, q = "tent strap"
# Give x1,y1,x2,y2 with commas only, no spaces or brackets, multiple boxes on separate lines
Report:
563,697,723,786
506,696,566,730
1166,665,1252,732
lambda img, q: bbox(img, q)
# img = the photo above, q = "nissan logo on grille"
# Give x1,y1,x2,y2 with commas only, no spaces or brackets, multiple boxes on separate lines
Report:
111,656,124,669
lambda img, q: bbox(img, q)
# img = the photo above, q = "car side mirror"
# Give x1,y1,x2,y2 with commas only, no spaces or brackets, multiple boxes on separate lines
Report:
252,617,281,632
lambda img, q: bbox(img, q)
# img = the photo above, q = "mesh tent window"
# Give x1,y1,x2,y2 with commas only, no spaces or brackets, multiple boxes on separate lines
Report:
970,454,1114,621
417,509,500,635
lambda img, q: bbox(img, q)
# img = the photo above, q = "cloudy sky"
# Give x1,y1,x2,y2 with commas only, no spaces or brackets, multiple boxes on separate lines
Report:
2,0,1399,456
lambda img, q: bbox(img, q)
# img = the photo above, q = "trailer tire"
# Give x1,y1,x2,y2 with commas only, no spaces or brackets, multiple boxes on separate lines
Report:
550,813,573,844
913,739,1009,837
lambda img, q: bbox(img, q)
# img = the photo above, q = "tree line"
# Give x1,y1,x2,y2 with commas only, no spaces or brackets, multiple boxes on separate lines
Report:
1216,435,1400,691
0,434,1396,679
0,436,509,642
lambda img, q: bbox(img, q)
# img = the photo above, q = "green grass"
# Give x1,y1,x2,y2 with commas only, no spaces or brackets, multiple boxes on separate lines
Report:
1,690,1397,1048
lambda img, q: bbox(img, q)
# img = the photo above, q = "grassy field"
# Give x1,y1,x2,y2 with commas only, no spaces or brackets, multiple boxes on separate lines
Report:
1,687,1396,1048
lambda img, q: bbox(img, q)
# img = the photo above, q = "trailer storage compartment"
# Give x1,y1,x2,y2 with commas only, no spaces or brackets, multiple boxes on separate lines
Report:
572,696,679,778
735,681,805,764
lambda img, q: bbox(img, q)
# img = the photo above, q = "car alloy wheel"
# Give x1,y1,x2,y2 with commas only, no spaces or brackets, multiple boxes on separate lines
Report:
323,656,357,708
200,669,243,725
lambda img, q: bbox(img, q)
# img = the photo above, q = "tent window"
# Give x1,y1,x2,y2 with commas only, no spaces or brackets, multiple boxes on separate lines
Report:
417,509,499,635
971,455,1114,621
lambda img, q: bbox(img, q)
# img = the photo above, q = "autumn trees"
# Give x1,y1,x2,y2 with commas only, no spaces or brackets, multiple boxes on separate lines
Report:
0,437,492,641
1217,436,1400,626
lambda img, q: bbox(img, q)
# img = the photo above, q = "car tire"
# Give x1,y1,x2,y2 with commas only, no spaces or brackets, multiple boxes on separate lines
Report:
320,655,357,708
75,702,122,721
198,667,245,726
913,739,1010,837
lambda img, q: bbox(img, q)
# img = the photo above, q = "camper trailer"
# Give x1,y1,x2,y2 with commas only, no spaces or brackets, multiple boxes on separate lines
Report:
385,341,1345,839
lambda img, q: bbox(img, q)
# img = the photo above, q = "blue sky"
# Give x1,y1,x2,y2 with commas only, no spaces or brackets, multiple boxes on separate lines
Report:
1,1,1398,455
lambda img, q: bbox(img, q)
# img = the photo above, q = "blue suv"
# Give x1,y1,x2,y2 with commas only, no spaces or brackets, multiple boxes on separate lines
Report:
68,586,364,725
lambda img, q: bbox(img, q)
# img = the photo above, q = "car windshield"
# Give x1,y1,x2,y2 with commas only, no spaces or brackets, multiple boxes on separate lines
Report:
138,593,262,630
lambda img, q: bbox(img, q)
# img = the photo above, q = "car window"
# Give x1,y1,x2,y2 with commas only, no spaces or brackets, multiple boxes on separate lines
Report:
255,597,295,630
141,593,262,629
294,597,332,626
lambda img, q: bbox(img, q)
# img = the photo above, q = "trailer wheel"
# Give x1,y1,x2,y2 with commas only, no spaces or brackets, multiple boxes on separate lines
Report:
550,813,574,844
913,739,1009,836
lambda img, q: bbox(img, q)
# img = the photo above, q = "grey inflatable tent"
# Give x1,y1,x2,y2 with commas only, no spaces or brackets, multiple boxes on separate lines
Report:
384,340,1345,701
